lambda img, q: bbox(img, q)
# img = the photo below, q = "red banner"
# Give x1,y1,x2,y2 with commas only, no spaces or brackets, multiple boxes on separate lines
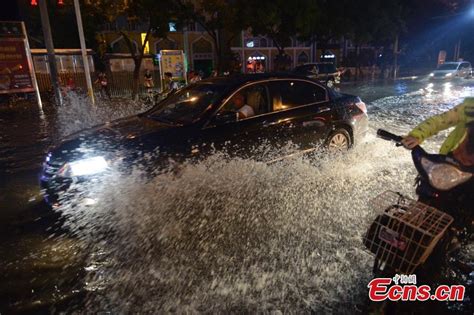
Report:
0,38,34,94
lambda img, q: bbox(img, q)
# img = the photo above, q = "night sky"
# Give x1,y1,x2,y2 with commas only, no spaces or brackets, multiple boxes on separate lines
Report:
1,0,20,20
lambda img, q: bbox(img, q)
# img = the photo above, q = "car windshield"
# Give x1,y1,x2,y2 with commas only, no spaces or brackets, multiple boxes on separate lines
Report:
437,63,459,70
294,64,337,74
317,63,337,73
294,65,317,74
148,84,224,125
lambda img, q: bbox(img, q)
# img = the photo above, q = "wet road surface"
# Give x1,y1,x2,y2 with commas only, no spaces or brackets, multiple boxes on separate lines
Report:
0,79,473,313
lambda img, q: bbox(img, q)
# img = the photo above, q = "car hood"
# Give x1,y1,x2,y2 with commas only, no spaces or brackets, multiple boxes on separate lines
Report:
49,115,176,162
433,69,457,74
63,115,174,140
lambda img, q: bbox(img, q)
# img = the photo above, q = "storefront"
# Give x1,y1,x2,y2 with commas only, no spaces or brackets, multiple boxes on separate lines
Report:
246,52,267,73
191,37,214,77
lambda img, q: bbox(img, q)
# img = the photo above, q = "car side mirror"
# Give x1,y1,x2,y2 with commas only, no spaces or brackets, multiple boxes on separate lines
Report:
214,111,237,125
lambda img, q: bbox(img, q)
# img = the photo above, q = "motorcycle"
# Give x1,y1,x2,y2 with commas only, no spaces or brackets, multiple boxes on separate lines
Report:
364,129,474,277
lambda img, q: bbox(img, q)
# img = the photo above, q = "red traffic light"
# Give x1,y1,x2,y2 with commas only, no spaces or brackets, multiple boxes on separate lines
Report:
31,0,38,6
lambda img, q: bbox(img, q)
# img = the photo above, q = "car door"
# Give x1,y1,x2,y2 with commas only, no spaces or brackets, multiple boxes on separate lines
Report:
266,79,334,151
457,63,465,77
461,63,472,77
196,82,273,159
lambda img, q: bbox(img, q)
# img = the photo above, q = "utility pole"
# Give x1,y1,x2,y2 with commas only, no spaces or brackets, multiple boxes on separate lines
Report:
73,0,95,104
393,34,399,80
183,24,190,84
454,39,461,61
38,0,62,105
21,22,43,111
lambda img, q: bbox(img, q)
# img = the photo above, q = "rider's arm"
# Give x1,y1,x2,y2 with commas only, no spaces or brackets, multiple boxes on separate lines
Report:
408,103,465,143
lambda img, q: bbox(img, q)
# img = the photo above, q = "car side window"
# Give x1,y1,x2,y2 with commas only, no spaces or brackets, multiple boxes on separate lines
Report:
268,80,326,112
217,83,269,120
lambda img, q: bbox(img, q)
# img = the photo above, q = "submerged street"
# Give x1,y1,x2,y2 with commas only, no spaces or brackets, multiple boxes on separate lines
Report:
1,78,474,313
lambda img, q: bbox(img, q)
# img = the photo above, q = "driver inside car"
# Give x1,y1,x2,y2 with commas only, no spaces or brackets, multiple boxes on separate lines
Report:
230,92,255,119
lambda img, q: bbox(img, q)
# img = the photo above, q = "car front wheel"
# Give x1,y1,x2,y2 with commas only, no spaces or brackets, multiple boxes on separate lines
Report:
326,128,351,151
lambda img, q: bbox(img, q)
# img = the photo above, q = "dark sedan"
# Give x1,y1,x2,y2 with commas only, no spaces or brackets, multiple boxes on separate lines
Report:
41,73,368,204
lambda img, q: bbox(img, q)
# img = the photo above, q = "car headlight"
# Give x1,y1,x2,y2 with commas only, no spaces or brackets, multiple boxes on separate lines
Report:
421,158,472,191
58,156,108,177
429,73,434,77
445,73,452,77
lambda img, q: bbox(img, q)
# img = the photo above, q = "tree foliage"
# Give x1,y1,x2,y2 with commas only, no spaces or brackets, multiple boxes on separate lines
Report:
242,0,319,70
174,0,247,72
86,0,175,97
20,0,468,80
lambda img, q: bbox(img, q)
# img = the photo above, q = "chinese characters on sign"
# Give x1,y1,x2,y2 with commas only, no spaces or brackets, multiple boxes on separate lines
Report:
159,50,186,80
0,22,35,94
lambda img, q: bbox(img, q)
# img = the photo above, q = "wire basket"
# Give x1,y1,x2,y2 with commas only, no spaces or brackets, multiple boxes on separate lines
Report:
363,191,454,274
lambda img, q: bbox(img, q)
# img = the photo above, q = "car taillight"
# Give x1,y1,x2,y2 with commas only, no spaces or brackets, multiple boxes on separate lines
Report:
356,101,367,114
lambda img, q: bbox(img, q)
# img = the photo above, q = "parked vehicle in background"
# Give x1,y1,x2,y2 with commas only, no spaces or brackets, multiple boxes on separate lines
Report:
293,63,341,87
429,61,472,80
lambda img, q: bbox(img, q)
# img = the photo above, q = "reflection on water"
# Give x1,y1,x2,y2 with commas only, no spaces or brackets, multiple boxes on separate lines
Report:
1,80,474,313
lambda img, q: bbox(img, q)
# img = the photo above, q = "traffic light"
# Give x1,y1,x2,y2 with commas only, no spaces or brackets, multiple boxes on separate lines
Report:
31,0,64,6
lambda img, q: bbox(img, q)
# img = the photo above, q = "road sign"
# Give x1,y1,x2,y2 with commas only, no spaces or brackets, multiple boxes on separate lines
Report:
0,22,34,94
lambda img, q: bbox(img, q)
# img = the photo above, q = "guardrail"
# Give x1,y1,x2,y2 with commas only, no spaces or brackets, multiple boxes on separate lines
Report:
35,71,162,98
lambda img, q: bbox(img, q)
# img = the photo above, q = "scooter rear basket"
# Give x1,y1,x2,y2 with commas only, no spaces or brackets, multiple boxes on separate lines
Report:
363,191,453,274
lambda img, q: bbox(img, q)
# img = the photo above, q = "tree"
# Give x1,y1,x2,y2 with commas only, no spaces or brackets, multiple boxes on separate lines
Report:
335,0,407,79
88,0,174,98
243,0,319,71
175,0,246,73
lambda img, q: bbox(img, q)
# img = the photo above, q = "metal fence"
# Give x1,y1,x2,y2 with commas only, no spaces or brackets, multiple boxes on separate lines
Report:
35,70,162,98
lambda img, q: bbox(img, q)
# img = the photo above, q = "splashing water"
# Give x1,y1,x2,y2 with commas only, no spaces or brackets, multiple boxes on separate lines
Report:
48,82,474,312
55,92,151,140
57,140,412,313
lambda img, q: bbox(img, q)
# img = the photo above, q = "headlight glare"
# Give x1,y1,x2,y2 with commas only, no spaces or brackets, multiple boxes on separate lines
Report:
421,157,472,191
445,73,452,77
59,156,108,177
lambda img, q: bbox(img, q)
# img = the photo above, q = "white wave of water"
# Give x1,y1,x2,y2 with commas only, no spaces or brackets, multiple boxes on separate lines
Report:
55,92,151,140
55,137,415,313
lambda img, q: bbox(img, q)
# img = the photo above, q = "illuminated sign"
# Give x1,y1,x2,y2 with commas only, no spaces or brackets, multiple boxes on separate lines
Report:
141,33,150,54
160,50,185,80
168,22,177,32
248,56,265,60
0,22,34,94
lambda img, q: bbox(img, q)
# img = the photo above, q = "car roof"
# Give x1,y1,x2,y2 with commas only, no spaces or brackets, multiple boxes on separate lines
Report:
198,72,321,87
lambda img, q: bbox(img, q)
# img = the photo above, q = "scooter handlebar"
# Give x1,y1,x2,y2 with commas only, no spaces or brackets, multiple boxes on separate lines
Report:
377,129,403,143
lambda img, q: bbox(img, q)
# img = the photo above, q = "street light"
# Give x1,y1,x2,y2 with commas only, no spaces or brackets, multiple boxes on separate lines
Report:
431,3,474,62
469,5,474,18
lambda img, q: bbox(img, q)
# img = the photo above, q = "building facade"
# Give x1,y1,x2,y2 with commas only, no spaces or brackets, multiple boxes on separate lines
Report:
99,20,350,75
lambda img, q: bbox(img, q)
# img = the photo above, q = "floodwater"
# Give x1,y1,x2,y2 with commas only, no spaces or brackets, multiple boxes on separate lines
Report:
0,79,473,313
